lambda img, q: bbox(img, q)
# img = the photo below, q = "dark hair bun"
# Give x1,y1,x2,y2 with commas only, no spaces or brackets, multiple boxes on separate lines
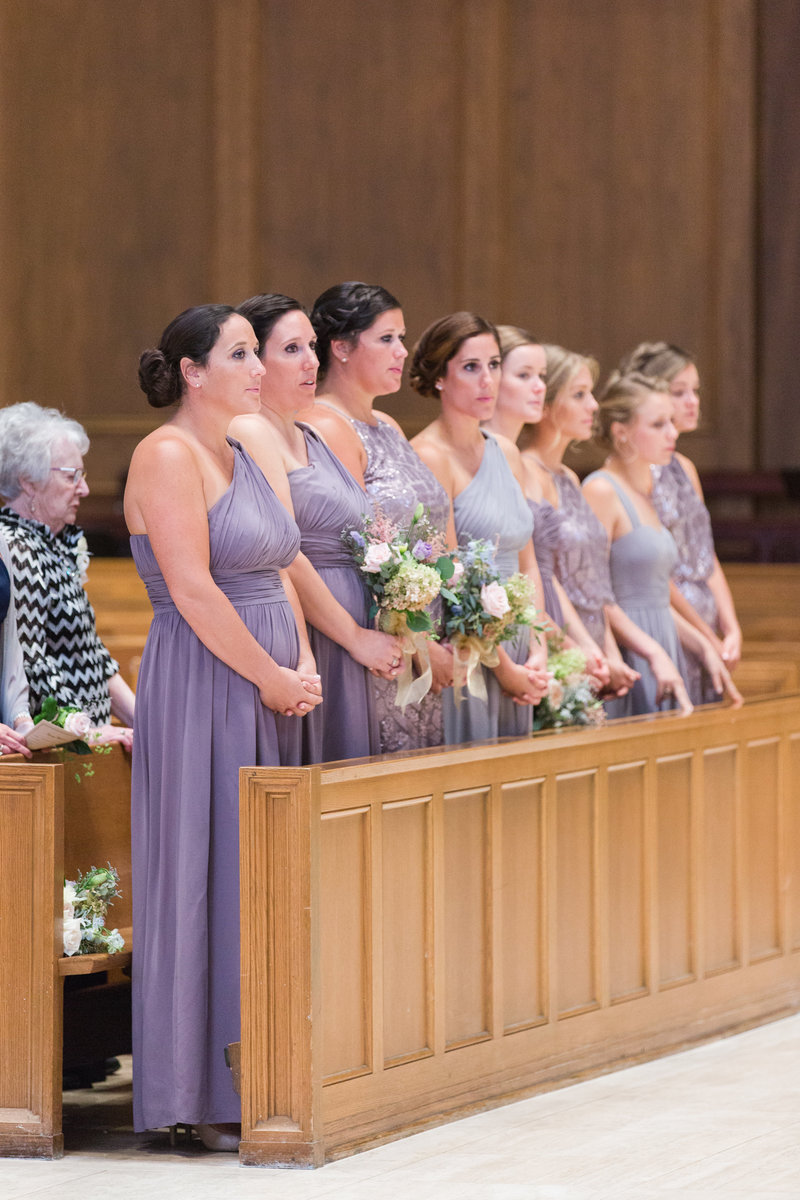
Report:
138,347,181,409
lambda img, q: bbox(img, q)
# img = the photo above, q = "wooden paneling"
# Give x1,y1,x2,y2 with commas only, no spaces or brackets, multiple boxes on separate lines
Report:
0,0,766,507
240,696,800,1167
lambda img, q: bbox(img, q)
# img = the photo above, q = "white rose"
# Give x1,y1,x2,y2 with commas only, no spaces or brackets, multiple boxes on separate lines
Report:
480,581,511,619
63,881,76,921
451,560,465,583
547,677,565,708
362,542,392,572
63,711,92,737
63,918,82,956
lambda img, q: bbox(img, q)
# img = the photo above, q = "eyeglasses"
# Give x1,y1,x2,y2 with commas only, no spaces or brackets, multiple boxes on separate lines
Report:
50,467,87,485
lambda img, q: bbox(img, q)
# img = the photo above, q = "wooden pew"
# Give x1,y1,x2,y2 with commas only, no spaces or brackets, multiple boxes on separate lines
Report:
239,695,800,1167
0,746,132,1159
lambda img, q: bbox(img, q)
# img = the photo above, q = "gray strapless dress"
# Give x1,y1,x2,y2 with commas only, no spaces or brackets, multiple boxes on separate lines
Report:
444,433,535,743
130,440,302,1132
288,424,379,762
584,470,687,716
527,497,563,627
551,472,615,651
352,416,450,753
652,455,720,705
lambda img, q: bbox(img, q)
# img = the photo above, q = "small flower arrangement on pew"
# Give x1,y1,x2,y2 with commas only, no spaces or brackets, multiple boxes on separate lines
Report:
343,503,453,707
441,537,540,704
63,864,125,957
532,634,606,731
25,695,112,781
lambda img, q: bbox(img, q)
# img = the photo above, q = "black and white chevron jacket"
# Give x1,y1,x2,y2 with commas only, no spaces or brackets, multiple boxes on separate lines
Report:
0,508,118,723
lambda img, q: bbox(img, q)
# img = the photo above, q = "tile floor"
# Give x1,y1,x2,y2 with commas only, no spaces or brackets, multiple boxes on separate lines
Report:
2,1013,799,1198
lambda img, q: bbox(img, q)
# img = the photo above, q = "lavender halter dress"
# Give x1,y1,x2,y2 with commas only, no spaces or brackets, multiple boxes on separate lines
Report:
351,415,450,753
131,440,302,1132
584,470,687,716
445,433,535,744
288,424,379,762
652,455,720,705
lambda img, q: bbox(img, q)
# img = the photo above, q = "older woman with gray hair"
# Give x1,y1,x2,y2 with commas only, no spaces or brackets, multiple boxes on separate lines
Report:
0,402,134,747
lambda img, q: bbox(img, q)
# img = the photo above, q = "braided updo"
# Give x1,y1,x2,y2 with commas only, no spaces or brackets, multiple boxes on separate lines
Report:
617,341,693,384
138,304,236,408
310,282,401,377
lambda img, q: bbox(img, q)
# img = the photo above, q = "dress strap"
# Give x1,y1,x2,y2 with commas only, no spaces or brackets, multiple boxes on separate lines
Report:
592,470,641,528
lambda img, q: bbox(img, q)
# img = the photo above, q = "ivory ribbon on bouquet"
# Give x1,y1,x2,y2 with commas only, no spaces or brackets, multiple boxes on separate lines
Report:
380,611,434,708
450,634,500,705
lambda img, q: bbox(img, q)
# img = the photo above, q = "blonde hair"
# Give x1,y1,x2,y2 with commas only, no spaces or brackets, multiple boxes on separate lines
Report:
594,371,668,451
496,324,539,359
542,345,599,410
617,341,693,384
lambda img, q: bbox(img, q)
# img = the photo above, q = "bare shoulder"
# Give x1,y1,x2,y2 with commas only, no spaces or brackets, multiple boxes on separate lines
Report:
128,425,199,478
372,408,405,435
410,423,453,489
228,412,284,474
675,450,703,497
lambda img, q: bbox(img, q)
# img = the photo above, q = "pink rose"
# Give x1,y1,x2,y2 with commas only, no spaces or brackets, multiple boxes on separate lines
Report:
480,581,511,619
64,711,92,738
362,542,392,572
451,560,465,583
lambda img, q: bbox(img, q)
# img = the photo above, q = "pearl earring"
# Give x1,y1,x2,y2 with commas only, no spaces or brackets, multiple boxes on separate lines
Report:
435,382,442,391
340,357,348,364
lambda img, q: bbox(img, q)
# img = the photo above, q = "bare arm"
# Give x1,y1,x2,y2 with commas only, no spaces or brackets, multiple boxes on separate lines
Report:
304,404,367,486
606,603,693,715
125,436,321,716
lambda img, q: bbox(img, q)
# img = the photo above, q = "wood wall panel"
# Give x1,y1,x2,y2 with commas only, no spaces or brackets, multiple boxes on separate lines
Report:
555,771,597,1016
381,798,432,1065
789,735,800,952
500,778,545,1031
743,738,781,960
320,808,371,1081
1,0,769,514
656,755,694,986
702,746,739,973
442,787,490,1047
607,763,647,1002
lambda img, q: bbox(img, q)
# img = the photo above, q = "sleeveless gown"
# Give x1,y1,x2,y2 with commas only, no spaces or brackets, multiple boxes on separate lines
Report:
131,440,302,1132
549,472,615,652
445,433,535,743
584,469,687,715
527,497,564,627
652,455,720,705
288,424,379,762
350,415,451,753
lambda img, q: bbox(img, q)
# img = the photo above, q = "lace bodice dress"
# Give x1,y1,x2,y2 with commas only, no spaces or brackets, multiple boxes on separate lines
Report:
652,454,720,704
351,416,451,753
548,473,615,651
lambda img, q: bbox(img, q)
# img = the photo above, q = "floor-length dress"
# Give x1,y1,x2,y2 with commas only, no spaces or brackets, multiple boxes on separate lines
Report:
350,416,451,753
445,433,535,743
288,424,379,762
652,455,720,705
131,440,302,1132
583,470,687,716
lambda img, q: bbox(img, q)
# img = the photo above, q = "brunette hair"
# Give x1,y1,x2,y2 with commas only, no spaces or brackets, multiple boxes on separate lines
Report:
409,312,499,399
138,304,236,408
617,341,694,384
238,293,306,357
310,281,401,377
594,370,668,451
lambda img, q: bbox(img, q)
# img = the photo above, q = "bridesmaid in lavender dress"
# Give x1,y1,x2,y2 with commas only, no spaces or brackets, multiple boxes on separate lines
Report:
410,312,549,743
482,326,612,697
231,293,402,763
618,342,743,705
306,282,455,753
126,306,322,1149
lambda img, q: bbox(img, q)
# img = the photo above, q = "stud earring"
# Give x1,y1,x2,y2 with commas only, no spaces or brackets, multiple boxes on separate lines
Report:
340,357,348,364
435,382,442,392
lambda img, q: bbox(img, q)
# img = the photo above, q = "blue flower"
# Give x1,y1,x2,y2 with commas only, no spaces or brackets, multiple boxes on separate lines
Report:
412,539,432,560
349,530,366,549
451,603,463,616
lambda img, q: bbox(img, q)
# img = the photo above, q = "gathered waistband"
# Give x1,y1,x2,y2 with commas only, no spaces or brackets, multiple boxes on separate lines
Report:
145,568,287,612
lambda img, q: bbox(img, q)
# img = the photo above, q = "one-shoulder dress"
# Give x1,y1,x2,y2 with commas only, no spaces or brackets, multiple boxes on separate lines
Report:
288,424,379,762
652,455,720,705
584,470,687,715
130,440,302,1132
350,415,451,753
445,433,535,743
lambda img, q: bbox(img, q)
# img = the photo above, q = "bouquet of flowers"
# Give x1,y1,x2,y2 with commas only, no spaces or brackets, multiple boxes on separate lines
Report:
62,864,125,957
442,538,540,703
532,636,606,731
26,696,111,781
343,503,453,706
